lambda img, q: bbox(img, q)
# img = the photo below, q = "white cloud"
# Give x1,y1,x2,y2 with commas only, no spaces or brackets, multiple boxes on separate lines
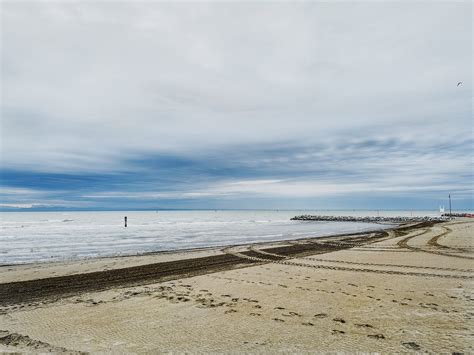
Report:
0,203,37,209
0,187,44,195
1,1,471,173
0,2,472,209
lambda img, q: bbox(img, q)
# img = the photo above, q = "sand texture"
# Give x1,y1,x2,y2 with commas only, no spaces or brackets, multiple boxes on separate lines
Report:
0,219,472,353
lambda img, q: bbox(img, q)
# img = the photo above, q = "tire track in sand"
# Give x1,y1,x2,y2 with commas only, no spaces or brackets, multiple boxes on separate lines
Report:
427,226,472,252
398,226,474,260
300,256,473,273
223,246,473,280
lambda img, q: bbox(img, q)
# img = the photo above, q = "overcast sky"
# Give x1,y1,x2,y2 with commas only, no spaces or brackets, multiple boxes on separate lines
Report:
1,1,472,210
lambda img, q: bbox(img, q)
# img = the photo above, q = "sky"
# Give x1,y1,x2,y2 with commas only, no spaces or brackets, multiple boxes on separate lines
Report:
1,1,472,211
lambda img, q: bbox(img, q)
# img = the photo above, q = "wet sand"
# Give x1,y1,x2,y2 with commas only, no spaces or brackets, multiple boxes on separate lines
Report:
0,219,472,353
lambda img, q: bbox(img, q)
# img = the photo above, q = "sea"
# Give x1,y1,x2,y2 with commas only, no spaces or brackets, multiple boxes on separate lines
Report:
0,210,445,265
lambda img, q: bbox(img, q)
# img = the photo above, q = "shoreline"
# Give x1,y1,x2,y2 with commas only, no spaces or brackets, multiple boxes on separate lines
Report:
0,220,395,268
0,221,428,306
1,218,471,353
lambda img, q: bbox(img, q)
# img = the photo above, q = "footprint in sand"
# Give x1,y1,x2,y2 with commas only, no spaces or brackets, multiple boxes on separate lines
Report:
302,322,314,326
273,318,285,322
89,301,103,306
314,313,328,319
368,334,385,339
288,312,301,317
332,330,345,334
274,306,285,310
356,323,373,328
250,313,261,316
333,318,346,323
225,309,237,314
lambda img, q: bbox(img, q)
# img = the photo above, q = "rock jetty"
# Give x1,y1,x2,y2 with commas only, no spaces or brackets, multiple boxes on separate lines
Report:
442,213,474,218
290,215,450,224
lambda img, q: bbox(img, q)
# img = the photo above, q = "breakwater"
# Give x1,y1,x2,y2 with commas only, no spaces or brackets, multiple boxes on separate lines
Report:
290,215,450,224
442,213,474,218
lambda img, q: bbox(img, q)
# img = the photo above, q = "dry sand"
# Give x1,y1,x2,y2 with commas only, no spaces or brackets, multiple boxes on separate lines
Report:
0,219,472,353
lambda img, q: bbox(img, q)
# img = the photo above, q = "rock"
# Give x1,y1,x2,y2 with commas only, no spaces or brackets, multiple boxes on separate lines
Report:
290,215,449,223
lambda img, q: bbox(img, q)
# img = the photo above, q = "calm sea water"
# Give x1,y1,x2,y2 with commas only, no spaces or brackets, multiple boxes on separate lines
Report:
0,210,442,265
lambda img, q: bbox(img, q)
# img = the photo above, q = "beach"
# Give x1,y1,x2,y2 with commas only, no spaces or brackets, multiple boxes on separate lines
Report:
0,219,472,353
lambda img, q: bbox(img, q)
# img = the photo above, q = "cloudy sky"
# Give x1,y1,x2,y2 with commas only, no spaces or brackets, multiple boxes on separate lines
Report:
1,1,472,210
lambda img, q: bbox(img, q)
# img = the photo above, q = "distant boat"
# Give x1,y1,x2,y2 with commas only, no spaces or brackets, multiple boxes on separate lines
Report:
439,205,445,213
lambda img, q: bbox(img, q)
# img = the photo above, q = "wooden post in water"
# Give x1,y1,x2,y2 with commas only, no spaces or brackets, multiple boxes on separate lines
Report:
124,216,128,228
449,194,452,216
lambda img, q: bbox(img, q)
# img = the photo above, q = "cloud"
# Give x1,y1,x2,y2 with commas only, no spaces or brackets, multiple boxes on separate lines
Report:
0,203,36,209
0,1,472,209
1,135,472,209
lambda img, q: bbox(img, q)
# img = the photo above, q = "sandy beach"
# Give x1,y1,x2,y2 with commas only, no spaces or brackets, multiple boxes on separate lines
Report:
3,1,471,353
0,219,472,353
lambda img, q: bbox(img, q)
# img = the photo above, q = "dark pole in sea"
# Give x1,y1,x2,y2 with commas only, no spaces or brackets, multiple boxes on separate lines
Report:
124,216,128,228
449,194,451,216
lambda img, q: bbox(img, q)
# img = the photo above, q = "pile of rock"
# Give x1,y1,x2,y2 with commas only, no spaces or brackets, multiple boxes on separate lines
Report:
290,215,450,224
441,213,474,218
